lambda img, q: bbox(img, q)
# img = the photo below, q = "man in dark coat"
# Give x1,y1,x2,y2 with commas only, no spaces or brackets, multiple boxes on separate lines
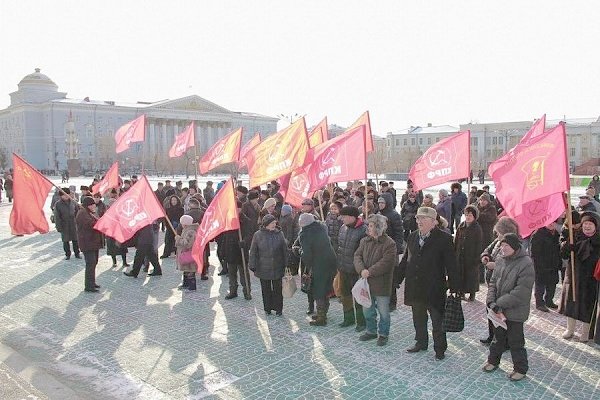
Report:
450,182,467,234
242,191,261,242
297,213,337,326
399,206,460,360
454,205,483,300
530,222,561,311
54,188,81,260
224,200,252,300
336,206,367,331
203,181,215,205
124,222,162,278
76,197,103,292
377,192,404,311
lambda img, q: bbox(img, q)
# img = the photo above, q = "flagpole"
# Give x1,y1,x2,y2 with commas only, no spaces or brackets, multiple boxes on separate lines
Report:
560,120,576,301
317,190,325,220
233,176,251,292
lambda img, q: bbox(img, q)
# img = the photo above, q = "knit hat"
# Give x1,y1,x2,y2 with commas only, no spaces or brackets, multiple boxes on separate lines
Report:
247,190,260,201
478,193,491,203
298,213,315,227
179,215,193,226
262,197,277,210
340,206,360,218
281,204,293,216
81,196,95,208
501,233,521,251
262,214,277,227
580,212,598,227
188,198,200,209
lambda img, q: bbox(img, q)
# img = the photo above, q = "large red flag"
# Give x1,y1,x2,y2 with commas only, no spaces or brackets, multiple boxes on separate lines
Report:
169,122,195,158
199,127,242,174
309,117,329,148
94,176,165,243
115,115,146,154
246,118,310,187
191,177,240,273
91,162,119,195
408,131,471,191
347,111,374,153
9,154,55,235
238,132,261,169
488,115,546,177
490,122,569,217
511,193,566,238
284,169,314,209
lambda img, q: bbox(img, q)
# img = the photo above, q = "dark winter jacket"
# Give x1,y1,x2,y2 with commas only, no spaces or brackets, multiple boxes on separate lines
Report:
325,212,343,252
54,198,78,242
75,208,102,251
135,223,159,246
241,201,261,242
354,233,397,297
280,213,299,267
378,192,404,254
477,202,498,248
454,221,483,293
398,227,459,310
165,195,184,228
337,218,367,273
530,227,561,286
221,229,245,265
451,190,468,214
298,221,337,298
436,196,452,223
249,227,288,280
487,247,535,322
400,198,419,233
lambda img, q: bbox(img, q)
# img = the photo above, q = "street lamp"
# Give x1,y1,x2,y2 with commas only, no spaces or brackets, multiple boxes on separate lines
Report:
277,113,300,125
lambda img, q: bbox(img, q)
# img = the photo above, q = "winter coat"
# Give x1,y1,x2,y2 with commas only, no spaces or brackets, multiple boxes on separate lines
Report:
379,192,404,254
454,221,483,293
487,247,535,322
354,233,397,297
175,223,199,272
398,227,459,310
165,195,184,229
280,213,299,267
481,238,503,283
75,208,103,251
249,227,288,281
54,199,78,242
203,187,215,204
436,196,452,223
588,177,600,197
298,221,337,298
187,207,204,224
241,201,261,242
477,203,498,249
325,212,343,252
451,190,467,215
135,223,159,247
220,229,247,266
559,230,600,323
400,199,419,233
530,227,561,286
95,201,107,218
337,218,367,274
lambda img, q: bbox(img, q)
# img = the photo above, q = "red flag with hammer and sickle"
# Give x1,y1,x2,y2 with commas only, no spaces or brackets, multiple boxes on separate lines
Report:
91,162,120,195
115,114,146,154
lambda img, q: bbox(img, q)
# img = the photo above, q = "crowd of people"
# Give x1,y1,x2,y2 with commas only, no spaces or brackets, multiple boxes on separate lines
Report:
45,174,600,382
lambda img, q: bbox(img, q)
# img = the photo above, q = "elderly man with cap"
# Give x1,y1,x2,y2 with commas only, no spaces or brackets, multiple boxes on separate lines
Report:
399,206,459,360
297,212,337,326
483,233,534,381
54,187,81,260
300,198,321,220
578,195,597,212
76,196,103,292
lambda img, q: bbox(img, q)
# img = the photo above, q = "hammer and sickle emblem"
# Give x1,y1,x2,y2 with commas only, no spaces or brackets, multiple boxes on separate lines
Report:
427,148,451,168
119,199,138,218
291,174,307,191
320,146,337,167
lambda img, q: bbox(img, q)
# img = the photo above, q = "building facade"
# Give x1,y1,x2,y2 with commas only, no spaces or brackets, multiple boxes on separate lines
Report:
0,69,278,174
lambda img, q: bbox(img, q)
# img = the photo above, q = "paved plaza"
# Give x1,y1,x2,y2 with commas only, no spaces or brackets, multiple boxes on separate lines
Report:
0,177,598,399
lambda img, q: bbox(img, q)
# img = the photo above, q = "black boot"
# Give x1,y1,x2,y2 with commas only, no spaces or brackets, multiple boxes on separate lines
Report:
225,290,238,300
186,274,197,291
310,307,327,326
177,275,188,290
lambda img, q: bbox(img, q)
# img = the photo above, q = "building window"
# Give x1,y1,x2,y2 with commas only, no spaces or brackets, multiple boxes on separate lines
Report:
411,138,415,146
492,137,497,145
403,139,407,146
498,137,503,145
387,139,391,147
427,138,431,145
570,148,576,157
395,138,400,146
419,138,423,145
471,137,478,146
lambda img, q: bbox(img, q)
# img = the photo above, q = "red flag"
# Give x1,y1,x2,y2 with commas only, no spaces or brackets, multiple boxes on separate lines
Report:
347,111,374,153
490,122,569,216
512,193,566,238
238,132,261,169
309,117,329,148
9,154,55,235
94,176,165,243
115,115,146,154
408,131,471,191
488,115,546,177
169,122,195,158
246,118,310,187
191,177,240,273
199,127,242,174
91,162,120,195
284,168,314,209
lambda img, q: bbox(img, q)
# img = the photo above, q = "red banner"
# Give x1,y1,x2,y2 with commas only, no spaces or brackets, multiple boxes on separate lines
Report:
246,118,309,187
347,111,374,153
115,115,146,154
91,162,119,195
94,176,165,243
192,177,240,272
9,154,55,235
238,132,261,169
169,122,195,158
199,127,242,174
309,117,328,148
512,193,566,238
283,169,314,209
408,130,471,191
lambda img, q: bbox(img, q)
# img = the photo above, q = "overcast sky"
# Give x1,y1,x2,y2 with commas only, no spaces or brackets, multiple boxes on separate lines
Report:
1,1,599,135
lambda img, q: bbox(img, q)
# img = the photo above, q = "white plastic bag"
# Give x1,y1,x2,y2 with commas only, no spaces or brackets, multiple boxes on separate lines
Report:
282,268,297,298
351,277,372,308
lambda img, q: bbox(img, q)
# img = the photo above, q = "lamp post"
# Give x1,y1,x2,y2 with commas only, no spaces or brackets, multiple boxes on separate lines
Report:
277,113,300,126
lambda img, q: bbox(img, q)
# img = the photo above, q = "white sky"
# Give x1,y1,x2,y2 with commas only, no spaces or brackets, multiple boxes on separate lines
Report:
1,1,599,135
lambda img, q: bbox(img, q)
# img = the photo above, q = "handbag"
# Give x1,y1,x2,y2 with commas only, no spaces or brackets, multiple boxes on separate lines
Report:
594,258,600,281
282,268,297,298
301,272,312,294
177,250,194,264
442,293,465,333
351,277,372,308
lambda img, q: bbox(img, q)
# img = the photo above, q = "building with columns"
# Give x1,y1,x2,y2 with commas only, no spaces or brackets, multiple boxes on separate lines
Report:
0,69,278,174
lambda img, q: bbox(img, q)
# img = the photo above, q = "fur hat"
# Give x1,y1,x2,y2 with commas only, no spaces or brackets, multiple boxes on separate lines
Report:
247,190,260,201
501,233,521,251
61,187,71,195
262,214,277,227
179,215,194,226
301,198,314,206
340,206,360,218
494,216,520,236
281,204,293,216
188,198,200,209
416,206,437,219
298,213,315,227
81,196,95,208
236,185,249,195
80,185,89,191
262,197,277,210
580,212,598,227
367,214,388,236
464,204,479,219
478,193,491,203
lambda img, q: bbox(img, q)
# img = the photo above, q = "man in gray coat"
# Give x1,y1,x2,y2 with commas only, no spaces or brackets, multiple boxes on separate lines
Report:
483,233,534,382
54,188,80,260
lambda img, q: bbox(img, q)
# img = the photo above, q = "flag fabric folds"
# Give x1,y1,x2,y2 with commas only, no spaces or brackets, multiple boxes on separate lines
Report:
245,118,309,187
191,177,240,273
94,176,165,243
408,131,471,191
283,169,313,209
347,111,374,153
308,117,328,148
115,114,146,154
199,127,242,174
238,132,261,169
169,122,195,158
91,162,120,195
9,154,55,235
512,193,567,238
